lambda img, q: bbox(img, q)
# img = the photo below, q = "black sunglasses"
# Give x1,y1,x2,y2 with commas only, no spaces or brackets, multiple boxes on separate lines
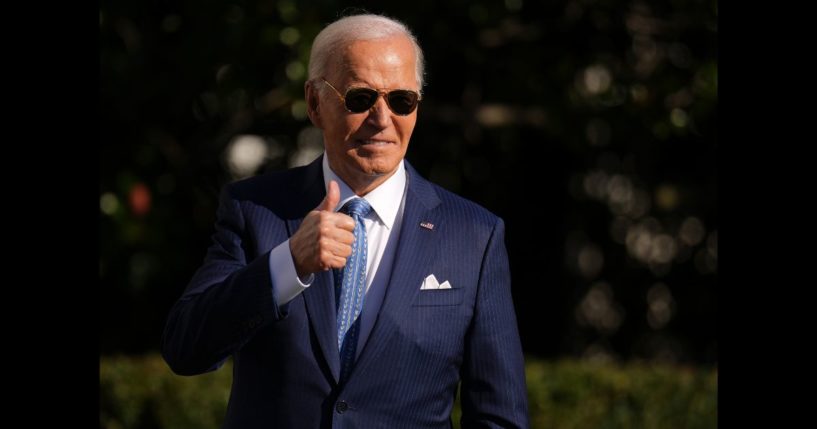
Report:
322,78,421,116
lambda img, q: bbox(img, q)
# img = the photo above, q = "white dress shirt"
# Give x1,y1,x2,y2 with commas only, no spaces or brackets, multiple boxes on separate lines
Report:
268,154,407,306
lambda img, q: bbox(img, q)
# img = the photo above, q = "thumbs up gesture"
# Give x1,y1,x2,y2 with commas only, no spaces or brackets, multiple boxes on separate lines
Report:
290,180,356,277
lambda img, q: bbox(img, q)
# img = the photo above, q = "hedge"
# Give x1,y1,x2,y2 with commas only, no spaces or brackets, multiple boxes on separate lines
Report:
101,354,716,428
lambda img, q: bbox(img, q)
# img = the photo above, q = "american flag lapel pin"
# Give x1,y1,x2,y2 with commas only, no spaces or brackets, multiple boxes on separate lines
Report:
420,221,434,230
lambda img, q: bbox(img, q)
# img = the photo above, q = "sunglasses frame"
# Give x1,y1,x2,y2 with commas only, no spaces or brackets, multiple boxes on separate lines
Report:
321,78,421,116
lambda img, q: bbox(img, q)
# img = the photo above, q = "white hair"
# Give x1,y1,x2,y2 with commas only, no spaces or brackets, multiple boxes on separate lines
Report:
308,14,425,91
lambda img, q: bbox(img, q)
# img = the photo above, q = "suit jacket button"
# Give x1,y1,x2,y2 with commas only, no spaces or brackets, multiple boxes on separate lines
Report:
335,400,348,414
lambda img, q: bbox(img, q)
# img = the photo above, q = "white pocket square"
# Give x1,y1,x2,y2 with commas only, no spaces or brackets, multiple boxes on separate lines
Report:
421,274,452,290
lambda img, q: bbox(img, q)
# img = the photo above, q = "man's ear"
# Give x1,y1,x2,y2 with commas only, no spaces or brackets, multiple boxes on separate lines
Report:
305,80,323,129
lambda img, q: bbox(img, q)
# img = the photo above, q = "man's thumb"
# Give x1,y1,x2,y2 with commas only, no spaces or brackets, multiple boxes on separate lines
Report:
317,180,340,212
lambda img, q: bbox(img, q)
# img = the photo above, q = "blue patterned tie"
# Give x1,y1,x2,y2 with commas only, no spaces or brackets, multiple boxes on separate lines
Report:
335,198,372,383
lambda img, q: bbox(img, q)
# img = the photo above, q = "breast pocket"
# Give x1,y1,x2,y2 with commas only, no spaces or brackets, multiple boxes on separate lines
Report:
413,288,465,306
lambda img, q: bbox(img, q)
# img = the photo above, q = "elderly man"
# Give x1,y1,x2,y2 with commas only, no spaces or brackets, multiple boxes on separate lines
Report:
162,13,528,428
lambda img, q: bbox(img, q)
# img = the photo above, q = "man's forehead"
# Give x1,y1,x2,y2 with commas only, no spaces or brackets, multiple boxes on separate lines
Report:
327,37,416,82
339,36,413,58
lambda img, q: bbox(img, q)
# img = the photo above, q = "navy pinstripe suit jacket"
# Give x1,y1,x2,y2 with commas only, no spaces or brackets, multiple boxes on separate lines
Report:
162,155,528,428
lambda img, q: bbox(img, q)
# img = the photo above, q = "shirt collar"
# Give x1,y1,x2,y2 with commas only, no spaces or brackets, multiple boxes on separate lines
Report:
322,154,406,230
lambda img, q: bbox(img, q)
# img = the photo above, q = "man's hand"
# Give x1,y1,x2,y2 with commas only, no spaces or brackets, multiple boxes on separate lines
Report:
290,180,356,277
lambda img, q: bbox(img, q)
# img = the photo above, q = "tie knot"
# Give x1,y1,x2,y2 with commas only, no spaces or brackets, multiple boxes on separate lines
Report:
342,198,372,218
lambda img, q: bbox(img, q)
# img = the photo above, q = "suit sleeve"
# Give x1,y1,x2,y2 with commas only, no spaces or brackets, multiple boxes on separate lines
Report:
161,186,287,376
460,218,529,428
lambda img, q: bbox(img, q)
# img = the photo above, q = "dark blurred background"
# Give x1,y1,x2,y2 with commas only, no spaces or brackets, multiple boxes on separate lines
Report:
100,0,716,366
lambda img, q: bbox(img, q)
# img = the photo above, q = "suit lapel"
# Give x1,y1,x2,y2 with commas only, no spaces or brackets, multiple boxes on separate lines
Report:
350,163,441,381
284,156,342,383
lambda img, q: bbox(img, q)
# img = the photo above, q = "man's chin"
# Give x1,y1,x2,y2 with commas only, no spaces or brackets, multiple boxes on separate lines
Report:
352,157,400,177
360,166,397,179
358,165,392,178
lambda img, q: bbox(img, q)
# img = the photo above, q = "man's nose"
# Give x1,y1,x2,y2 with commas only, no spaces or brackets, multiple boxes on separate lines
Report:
365,96,391,128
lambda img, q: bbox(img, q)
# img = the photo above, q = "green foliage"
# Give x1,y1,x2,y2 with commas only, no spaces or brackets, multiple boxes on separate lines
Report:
100,354,716,429
524,359,717,429
100,355,232,429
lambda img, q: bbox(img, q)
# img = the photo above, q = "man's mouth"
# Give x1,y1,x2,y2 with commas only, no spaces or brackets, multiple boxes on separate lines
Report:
355,139,393,146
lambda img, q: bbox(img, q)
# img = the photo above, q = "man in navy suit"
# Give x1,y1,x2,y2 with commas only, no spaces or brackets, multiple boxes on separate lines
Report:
162,13,528,428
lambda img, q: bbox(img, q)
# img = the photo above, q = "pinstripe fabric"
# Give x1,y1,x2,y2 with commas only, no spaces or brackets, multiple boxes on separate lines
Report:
161,155,529,429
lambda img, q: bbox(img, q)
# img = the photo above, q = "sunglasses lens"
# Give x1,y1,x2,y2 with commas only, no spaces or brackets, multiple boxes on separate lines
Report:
345,88,379,113
387,90,419,115
340,85,419,115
